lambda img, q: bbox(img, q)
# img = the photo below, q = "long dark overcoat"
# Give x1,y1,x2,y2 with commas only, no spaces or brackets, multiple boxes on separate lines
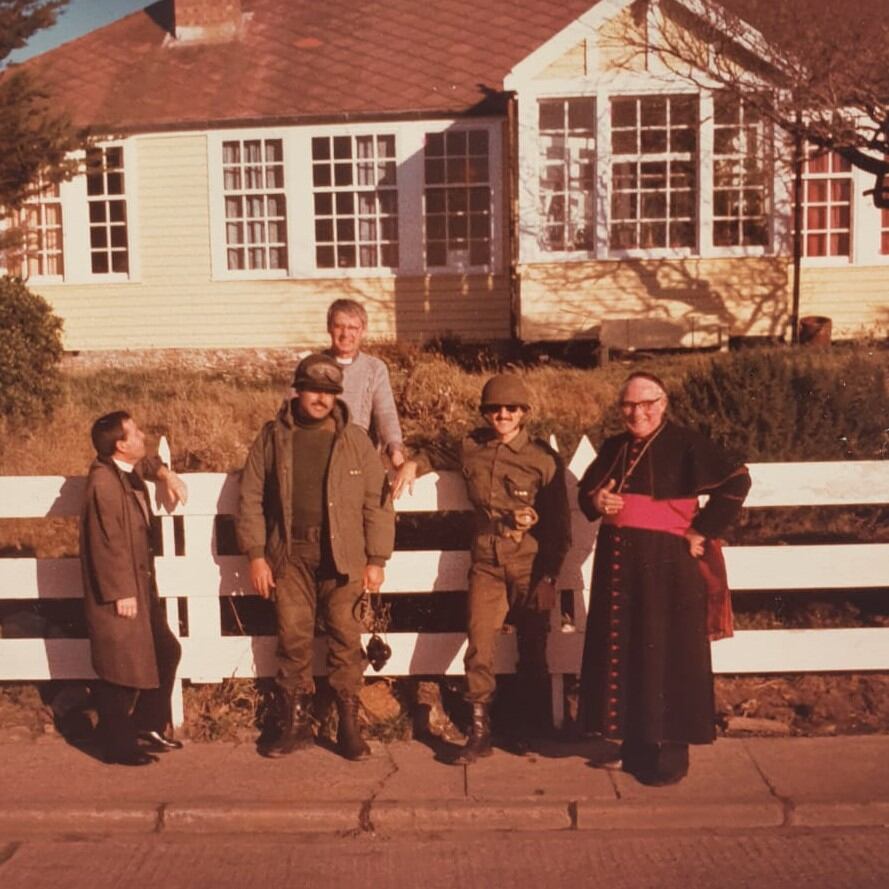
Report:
80,456,172,689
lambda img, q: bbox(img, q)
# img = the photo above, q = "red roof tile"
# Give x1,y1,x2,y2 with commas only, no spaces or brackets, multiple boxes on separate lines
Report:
19,0,598,132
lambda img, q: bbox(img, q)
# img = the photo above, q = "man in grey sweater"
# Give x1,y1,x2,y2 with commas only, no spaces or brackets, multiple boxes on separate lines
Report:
323,299,405,468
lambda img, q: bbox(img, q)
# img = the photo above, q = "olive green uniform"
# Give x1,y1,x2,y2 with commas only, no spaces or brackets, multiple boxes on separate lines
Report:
237,400,394,697
415,427,571,705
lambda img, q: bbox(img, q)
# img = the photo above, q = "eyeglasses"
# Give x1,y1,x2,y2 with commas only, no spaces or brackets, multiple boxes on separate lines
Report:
482,404,524,414
619,397,664,413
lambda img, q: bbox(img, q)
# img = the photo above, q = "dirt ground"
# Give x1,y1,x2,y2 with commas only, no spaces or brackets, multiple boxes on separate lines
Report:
2,672,889,744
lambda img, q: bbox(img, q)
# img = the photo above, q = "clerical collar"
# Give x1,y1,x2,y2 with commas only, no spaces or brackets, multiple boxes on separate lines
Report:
112,458,135,474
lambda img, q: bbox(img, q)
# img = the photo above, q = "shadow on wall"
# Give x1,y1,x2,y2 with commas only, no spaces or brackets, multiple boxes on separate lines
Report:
280,116,512,346
520,256,793,349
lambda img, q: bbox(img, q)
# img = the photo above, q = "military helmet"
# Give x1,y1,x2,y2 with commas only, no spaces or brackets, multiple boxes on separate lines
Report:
292,353,344,394
480,374,531,410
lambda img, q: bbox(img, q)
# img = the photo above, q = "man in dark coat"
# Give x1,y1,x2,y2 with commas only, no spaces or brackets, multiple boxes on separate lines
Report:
577,372,750,786
80,411,188,765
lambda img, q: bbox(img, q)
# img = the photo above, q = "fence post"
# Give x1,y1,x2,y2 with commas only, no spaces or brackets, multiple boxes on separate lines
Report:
157,436,185,728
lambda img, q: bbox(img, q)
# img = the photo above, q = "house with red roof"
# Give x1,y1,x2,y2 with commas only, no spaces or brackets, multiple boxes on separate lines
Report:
3,0,887,351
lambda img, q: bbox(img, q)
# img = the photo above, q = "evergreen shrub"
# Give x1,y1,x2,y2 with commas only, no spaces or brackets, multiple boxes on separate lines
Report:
669,348,889,462
0,276,64,420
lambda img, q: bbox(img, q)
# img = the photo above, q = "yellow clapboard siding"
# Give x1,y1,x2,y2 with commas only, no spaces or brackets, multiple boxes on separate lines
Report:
799,266,889,337
535,40,586,79
43,275,511,350
596,4,646,73
33,133,511,350
519,257,793,345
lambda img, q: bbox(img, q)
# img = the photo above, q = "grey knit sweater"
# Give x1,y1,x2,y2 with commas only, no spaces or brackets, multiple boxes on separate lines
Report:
328,351,404,456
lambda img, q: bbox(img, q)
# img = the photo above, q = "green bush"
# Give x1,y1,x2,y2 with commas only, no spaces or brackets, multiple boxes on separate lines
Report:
669,348,889,462
0,276,64,421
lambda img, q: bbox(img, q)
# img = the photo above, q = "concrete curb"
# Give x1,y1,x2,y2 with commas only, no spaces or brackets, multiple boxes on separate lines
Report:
792,802,889,828
163,802,360,834
0,804,159,835
5,799,889,836
575,800,786,830
370,800,574,832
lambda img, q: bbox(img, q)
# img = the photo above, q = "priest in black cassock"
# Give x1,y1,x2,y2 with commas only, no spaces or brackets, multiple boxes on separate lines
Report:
577,371,751,786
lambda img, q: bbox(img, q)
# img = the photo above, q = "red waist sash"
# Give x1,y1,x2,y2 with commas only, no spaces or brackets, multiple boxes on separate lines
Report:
601,493,734,641
602,493,697,537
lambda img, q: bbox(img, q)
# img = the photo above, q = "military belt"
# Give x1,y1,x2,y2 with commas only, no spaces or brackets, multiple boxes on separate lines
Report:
290,525,322,544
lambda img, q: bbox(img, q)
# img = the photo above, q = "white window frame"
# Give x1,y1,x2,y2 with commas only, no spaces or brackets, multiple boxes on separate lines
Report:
516,78,776,264
310,132,400,272
799,147,854,266
220,135,289,277
607,92,699,257
711,92,773,251
535,95,597,254
1,140,140,284
207,118,503,280
7,181,65,282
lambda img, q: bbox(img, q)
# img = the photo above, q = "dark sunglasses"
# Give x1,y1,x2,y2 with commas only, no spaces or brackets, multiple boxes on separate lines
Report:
482,403,523,414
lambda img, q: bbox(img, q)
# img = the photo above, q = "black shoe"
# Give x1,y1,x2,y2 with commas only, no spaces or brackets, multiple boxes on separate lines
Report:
104,749,158,766
452,702,493,765
336,694,371,761
138,730,184,752
634,768,687,787
262,691,315,758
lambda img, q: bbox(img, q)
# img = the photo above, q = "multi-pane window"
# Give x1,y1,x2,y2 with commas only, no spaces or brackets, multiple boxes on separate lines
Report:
881,207,889,255
11,182,64,277
86,146,128,274
311,135,398,269
538,97,596,251
222,139,287,271
610,95,697,250
713,95,769,246
802,149,851,257
424,129,491,268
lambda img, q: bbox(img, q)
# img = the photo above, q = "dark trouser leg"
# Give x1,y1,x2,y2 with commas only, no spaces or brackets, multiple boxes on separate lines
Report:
623,739,690,785
132,599,182,734
464,562,509,704
653,742,689,783
274,547,320,694
319,571,368,759
619,738,650,775
513,605,551,735
93,680,138,758
319,574,365,699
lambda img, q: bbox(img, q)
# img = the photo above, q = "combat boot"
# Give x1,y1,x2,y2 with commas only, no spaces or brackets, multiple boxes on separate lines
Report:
452,702,493,765
336,694,371,761
263,690,314,757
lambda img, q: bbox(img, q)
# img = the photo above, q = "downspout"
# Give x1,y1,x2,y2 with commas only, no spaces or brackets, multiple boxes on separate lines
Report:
506,91,521,342
790,114,803,345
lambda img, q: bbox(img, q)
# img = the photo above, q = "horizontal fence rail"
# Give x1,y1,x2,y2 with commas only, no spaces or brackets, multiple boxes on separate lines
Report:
1,437,887,727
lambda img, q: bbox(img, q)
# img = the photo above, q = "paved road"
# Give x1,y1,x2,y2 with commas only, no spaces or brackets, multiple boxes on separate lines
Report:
3,829,889,889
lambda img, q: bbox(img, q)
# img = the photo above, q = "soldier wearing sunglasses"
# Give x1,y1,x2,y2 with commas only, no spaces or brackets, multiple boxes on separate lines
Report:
404,374,571,763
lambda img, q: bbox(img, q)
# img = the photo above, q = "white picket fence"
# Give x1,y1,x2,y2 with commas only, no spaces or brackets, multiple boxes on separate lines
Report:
1,436,887,727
